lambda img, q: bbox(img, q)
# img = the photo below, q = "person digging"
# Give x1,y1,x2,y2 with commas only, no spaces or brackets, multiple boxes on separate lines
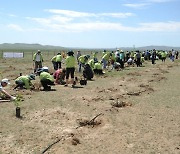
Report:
0,78,16,101
53,68,66,85
14,74,36,90
38,69,55,91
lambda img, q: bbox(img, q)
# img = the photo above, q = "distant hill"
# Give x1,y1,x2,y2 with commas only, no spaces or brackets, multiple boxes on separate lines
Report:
137,46,180,51
0,43,180,51
0,43,66,51
120,46,180,51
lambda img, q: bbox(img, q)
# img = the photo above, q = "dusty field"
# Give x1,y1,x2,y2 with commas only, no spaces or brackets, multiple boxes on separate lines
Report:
0,59,180,154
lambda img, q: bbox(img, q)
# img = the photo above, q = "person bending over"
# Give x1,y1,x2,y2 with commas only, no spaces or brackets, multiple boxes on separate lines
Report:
0,78,16,101
14,74,35,90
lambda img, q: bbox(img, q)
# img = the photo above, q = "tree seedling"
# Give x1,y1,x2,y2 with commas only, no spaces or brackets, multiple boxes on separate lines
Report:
13,94,24,118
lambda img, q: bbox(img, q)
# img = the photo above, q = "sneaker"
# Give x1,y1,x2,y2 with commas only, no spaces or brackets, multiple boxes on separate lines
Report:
43,86,51,91
64,84,68,87
73,81,76,85
47,86,51,90
72,84,75,88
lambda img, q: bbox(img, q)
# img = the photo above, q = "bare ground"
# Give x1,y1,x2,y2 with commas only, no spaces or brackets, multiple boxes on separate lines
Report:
0,60,180,154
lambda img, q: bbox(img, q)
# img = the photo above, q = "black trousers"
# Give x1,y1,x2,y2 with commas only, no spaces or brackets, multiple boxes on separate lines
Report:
41,79,54,89
136,58,141,67
56,62,61,69
14,80,25,89
152,58,155,64
34,61,42,73
66,67,75,79
94,69,103,75
119,59,124,68
52,62,57,70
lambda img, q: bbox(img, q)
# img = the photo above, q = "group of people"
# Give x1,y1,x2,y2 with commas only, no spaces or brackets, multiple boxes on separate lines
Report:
32,50,76,90
0,48,179,101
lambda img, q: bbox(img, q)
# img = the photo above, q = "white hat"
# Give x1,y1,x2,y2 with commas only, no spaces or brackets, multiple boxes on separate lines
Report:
42,66,48,70
42,66,49,72
1,78,10,84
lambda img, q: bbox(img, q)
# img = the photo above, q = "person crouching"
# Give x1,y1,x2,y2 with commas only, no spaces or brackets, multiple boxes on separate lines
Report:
53,68,66,85
93,61,104,75
14,74,35,90
38,68,55,91
0,78,16,101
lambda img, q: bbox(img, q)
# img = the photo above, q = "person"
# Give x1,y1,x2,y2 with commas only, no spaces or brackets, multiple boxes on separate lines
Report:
88,58,95,69
38,68,55,91
161,51,167,63
78,55,89,72
151,49,156,64
127,57,134,66
51,55,57,70
110,51,116,70
65,50,76,87
0,78,16,101
175,51,179,59
53,68,66,85
14,74,35,90
93,62,104,75
119,50,125,69
93,51,98,62
130,51,135,60
141,56,144,66
101,52,112,69
171,49,176,62
114,62,121,70
83,64,94,80
144,50,150,60
135,50,141,67
102,50,106,57
56,53,62,69
76,50,81,62
125,51,130,62
115,49,120,63
33,50,43,73
76,50,81,72
62,51,66,59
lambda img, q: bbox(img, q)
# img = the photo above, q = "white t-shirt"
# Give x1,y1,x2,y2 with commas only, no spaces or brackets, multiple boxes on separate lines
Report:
115,51,120,58
35,54,41,62
172,51,176,56
127,58,133,63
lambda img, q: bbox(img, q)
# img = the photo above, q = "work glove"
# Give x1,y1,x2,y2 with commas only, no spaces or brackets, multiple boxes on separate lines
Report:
11,96,16,101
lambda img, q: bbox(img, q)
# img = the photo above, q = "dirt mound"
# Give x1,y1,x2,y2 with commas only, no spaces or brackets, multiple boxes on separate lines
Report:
127,72,142,76
111,100,132,108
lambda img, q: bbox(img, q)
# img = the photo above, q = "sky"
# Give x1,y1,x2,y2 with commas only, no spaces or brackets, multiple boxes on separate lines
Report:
0,0,180,48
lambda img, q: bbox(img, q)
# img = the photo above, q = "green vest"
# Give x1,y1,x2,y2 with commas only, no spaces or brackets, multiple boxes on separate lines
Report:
88,59,95,69
102,53,110,61
94,63,102,70
56,55,62,62
65,56,76,68
40,72,54,82
33,53,43,62
51,56,56,62
15,76,31,89
78,55,87,64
